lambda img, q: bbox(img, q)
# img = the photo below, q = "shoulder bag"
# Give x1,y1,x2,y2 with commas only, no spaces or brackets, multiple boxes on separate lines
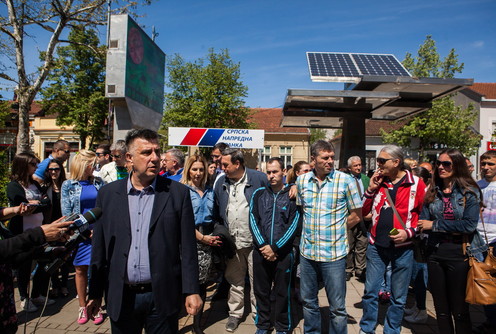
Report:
385,189,428,263
465,210,496,305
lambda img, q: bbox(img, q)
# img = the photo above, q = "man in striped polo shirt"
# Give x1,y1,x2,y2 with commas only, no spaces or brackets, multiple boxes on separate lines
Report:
296,140,363,334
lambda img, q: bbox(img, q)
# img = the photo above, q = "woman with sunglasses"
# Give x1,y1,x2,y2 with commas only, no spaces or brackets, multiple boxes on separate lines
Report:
359,145,426,334
61,150,104,325
7,153,53,312
43,159,69,298
418,149,486,333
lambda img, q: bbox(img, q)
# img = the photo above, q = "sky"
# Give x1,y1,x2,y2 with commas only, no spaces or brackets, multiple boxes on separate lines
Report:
136,0,496,108
1,0,495,108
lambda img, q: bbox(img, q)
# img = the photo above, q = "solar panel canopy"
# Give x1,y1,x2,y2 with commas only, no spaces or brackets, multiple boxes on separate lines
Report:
307,52,411,83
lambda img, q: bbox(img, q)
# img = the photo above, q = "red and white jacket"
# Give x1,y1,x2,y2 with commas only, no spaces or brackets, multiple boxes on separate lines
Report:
362,170,425,247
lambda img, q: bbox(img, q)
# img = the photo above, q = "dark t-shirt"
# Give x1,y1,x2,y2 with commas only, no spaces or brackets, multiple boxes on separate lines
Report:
375,175,406,248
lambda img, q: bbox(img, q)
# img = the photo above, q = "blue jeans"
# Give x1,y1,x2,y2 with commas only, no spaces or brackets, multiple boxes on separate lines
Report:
360,244,413,334
300,256,347,334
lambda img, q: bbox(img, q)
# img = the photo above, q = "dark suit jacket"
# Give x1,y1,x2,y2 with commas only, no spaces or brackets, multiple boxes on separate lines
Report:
88,176,199,320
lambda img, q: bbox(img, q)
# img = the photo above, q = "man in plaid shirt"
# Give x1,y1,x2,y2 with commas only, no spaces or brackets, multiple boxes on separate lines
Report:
296,140,363,334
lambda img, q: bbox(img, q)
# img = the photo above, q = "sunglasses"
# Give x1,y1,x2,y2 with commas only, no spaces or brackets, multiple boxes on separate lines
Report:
95,152,106,157
211,154,221,159
29,162,38,167
111,154,122,159
436,160,453,168
376,158,392,164
481,162,496,166
48,167,61,171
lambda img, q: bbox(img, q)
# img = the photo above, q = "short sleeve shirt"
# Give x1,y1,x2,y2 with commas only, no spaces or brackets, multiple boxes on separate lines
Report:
296,169,362,262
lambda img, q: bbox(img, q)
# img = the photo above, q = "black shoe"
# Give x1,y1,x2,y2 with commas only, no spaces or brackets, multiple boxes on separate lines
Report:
346,272,353,281
356,272,366,283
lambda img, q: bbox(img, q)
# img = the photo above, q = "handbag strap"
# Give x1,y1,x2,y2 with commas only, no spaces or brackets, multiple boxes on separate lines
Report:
385,188,407,230
479,207,490,245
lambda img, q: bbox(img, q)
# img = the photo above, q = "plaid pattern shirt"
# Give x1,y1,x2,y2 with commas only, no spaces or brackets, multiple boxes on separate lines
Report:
296,169,362,262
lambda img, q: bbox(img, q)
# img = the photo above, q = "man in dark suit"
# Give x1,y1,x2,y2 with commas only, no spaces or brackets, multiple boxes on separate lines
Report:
87,129,202,333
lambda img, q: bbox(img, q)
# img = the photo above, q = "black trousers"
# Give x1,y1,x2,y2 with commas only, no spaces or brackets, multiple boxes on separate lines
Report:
428,242,471,334
252,249,295,332
110,289,178,334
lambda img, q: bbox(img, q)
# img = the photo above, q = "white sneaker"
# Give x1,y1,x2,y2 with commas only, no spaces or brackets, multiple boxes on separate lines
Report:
403,305,418,316
31,295,55,306
404,309,428,324
20,299,38,312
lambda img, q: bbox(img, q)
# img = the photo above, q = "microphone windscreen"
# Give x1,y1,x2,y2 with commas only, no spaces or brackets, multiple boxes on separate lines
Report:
82,207,102,224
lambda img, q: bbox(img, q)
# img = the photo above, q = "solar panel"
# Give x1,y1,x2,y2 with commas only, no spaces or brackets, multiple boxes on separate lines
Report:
307,52,411,83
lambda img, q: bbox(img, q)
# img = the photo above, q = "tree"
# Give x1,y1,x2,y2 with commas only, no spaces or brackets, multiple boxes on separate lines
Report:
381,35,479,159
162,48,251,134
0,0,153,153
310,128,327,143
40,25,107,148
0,95,11,128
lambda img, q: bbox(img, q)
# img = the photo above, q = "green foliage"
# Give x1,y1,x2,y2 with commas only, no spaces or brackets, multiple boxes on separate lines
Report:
162,48,251,142
403,35,464,78
40,26,107,148
382,35,478,159
310,128,327,143
381,98,480,158
0,97,10,128
0,151,9,206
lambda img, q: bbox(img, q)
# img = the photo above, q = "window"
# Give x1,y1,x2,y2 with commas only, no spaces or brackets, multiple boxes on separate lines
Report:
365,150,376,172
261,146,271,163
279,146,293,167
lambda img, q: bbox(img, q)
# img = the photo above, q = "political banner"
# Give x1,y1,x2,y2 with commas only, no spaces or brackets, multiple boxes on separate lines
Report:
168,127,265,149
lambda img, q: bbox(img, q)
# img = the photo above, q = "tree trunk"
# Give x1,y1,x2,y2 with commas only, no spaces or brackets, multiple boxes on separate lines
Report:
16,93,33,154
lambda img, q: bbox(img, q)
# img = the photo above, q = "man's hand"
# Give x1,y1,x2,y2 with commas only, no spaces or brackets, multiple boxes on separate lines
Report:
40,216,73,242
185,294,203,315
367,170,383,193
390,229,408,244
347,208,362,229
86,298,102,319
260,245,277,261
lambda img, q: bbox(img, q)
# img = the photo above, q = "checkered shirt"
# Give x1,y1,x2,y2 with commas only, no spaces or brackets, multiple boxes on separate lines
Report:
296,169,362,262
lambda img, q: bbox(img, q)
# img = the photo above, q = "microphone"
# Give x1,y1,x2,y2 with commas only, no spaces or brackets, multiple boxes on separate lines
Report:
43,208,102,275
66,207,102,234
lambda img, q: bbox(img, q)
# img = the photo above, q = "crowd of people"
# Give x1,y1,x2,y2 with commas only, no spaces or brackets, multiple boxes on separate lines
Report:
0,130,495,334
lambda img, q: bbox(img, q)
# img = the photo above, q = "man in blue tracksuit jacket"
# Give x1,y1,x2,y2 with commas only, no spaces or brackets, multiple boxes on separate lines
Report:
249,157,301,334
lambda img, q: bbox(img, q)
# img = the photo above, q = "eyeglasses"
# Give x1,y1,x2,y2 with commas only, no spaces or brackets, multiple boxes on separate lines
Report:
376,158,392,164
481,162,496,166
111,154,122,159
48,167,60,171
436,160,453,168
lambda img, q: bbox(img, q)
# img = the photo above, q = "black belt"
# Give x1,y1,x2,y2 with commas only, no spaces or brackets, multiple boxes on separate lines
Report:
125,283,152,293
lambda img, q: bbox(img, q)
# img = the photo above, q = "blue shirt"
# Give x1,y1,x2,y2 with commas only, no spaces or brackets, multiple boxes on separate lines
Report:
126,176,156,284
163,168,184,182
186,185,214,226
34,155,53,180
